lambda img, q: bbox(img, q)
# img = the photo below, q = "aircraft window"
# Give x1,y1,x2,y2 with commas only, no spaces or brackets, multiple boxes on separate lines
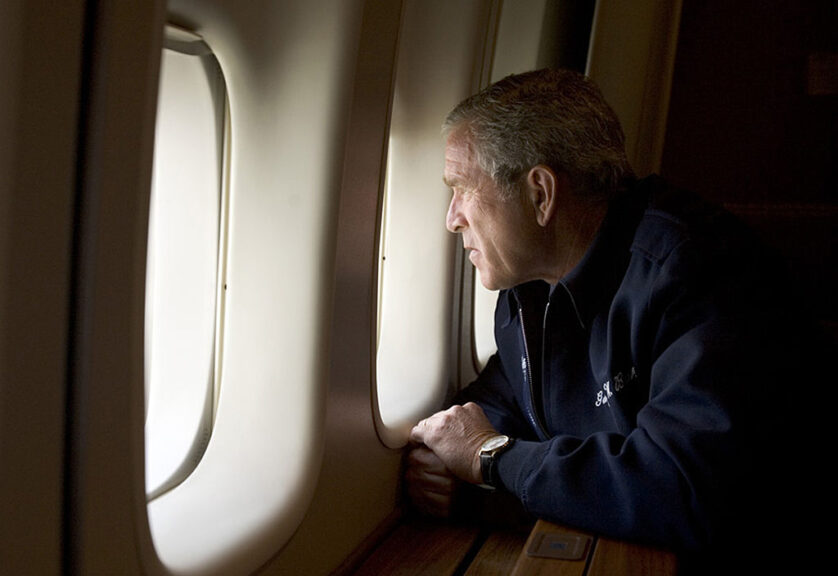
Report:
375,137,454,448
472,275,498,369
146,8,358,569
374,1,490,449
144,29,228,500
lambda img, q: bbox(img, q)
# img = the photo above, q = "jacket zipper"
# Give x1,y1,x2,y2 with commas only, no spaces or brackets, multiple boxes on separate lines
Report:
519,305,549,439
540,300,551,432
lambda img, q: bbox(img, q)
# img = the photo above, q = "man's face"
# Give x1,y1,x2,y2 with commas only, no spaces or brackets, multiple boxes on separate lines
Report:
443,129,534,291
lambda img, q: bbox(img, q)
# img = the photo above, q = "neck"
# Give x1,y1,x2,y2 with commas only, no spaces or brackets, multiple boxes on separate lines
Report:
544,200,607,284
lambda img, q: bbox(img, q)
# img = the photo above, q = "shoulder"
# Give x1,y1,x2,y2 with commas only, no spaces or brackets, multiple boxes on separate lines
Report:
628,176,770,279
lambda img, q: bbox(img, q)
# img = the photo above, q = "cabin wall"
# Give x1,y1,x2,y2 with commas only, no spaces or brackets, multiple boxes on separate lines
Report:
0,1,85,574
65,2,166,574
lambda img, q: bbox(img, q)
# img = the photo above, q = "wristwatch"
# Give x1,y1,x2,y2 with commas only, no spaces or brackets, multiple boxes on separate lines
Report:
479,434,514,489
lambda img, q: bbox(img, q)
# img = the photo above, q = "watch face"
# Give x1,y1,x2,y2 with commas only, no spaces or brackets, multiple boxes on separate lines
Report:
482,435,509,452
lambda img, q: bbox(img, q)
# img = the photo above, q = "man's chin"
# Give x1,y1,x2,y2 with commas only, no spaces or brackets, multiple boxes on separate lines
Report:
476,271,502,292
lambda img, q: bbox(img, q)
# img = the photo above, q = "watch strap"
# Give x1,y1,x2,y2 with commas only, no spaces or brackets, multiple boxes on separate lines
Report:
480,450,498,488
479,435,514,489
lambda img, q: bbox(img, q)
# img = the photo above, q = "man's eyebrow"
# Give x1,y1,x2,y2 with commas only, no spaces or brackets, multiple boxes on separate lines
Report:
442,175,457,188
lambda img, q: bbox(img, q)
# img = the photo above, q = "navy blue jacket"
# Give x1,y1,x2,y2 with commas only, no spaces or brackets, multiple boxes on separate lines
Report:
458,176,820,561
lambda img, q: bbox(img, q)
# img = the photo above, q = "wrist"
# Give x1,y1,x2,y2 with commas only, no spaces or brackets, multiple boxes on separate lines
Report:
478,434,514,489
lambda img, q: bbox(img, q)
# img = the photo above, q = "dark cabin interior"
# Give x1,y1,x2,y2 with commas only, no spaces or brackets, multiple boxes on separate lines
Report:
661,0,837,344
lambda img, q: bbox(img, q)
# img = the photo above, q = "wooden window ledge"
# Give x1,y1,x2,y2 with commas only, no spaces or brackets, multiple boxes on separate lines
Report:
345,517,677,575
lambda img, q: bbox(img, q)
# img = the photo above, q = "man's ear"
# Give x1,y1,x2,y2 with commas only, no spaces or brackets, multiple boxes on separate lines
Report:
526,165,566,227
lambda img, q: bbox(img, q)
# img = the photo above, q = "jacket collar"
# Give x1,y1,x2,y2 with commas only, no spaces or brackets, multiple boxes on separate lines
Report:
557,177,653,329
504,176,657,329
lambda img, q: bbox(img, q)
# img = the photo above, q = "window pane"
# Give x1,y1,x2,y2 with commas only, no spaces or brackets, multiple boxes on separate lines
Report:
144,46,225,499
472,275,498,370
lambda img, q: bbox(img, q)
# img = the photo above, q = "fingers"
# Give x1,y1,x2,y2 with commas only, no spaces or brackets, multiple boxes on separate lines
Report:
405,447,456,494
404,466,457,496
408,418,427,445
407,445,448,475
404,446,459,518
407,403,498,484
411,403,480,446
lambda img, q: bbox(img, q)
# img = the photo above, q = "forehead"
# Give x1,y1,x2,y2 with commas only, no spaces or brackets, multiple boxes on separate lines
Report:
443,129,482,187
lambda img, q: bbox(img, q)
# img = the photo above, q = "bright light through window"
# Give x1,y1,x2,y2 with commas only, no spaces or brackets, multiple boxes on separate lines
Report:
144,33,228,501
473,273,498,369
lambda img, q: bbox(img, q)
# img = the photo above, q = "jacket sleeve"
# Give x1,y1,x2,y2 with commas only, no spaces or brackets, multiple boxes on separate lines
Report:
493,238,806,554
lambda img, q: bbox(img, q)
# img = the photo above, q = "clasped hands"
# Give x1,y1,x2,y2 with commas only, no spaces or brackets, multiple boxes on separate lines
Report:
405,402,498,517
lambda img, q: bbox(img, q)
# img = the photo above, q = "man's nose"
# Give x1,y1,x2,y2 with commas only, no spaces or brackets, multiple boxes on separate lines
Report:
446,195,465,233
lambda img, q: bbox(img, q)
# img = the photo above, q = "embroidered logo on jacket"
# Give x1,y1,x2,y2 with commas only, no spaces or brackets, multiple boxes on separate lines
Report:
595,367,638,407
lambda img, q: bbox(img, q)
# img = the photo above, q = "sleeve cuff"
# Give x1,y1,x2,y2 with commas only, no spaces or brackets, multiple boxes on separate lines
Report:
495,439,545,497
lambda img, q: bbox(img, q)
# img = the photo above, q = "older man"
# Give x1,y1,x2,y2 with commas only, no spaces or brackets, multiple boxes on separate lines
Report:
406,69,821,571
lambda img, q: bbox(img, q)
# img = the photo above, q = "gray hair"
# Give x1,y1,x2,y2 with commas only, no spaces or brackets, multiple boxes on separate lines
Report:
443,69,634,201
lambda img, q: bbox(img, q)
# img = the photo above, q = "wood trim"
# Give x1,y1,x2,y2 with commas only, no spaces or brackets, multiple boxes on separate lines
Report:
347,519,481,576
329,508,405,576
587,535,678,576
511,520,677,576
511,521,592,576
464,530,529,576
346,517,677,575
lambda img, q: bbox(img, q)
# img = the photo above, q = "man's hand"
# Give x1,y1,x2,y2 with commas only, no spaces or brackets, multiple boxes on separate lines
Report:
404,446,459,518
409,402,498,485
